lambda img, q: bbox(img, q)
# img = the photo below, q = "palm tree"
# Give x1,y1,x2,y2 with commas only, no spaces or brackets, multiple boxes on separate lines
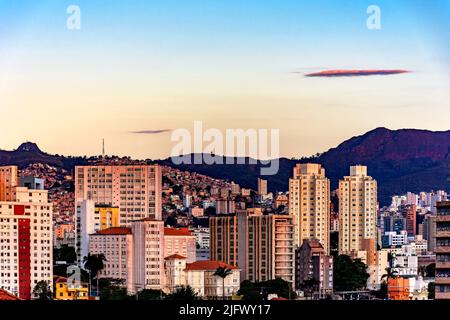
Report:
381,267,398,282
214,266,234,300
83,253,107,297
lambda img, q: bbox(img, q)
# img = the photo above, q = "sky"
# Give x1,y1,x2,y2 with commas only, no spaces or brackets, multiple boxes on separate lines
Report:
0,0,450,159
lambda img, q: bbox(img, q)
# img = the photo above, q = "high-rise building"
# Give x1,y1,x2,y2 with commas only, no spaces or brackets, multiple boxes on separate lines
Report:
295,239,333,297
434,201,450,299
210,210,295,284
163,227,197,263
0,166,18,201
423,214,436,252
215,199,236,215
405,204,417,237
89,227,133,282
74,165,162,225
0,166,52,300
257,178,268,196
128,219,165,294
338,165,377,255
289,163,330,253
76,201,120,262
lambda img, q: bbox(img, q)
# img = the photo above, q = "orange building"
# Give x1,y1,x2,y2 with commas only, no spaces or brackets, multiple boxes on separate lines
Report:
388,277,410,300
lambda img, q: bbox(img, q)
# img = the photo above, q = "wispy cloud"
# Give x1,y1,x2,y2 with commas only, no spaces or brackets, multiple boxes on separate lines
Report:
131,129,172,135
304,69,411,77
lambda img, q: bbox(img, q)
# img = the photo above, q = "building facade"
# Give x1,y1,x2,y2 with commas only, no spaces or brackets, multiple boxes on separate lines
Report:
435,201,450,299
289,163,330,254
74,165,162,225
338,165,377,255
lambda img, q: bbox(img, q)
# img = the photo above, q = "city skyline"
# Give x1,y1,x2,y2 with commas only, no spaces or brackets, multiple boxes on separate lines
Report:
1,0,450,159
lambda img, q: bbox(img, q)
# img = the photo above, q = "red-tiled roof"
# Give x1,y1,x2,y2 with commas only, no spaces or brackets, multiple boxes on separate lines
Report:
185,260,237,271
93,227,132,235
54,276,67,283
0,289,21,300
271,297,288,300
165,254,186,260
164,227,192,236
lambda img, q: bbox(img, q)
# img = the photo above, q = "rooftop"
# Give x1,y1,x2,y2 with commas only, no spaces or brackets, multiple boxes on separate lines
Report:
93,227,132,235
185,260,237,271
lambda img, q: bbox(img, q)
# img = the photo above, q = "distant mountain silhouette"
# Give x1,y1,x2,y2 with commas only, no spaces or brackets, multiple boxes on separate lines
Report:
160,128,450,206
1,127,450,205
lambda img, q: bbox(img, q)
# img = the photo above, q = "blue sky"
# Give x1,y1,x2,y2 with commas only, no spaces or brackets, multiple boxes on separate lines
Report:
0,0,449,158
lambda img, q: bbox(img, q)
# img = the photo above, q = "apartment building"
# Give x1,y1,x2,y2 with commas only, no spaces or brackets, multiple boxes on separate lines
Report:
89,227,133,282
163,227,197,263
0,166,52,300
128,219,165,294
435,201,450,299
339,165,378,255
74,165,162,225
210,210,295,285
76,200,120,262
289,163,330,254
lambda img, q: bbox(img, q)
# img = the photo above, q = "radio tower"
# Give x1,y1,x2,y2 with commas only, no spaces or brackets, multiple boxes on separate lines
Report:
102,138,105,157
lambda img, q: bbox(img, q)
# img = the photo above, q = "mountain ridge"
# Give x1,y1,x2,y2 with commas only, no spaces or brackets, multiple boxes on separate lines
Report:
1,127,449,206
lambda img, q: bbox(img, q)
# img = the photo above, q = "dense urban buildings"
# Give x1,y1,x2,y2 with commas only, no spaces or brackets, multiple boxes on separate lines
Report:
0,166,53,300
289,163,330,254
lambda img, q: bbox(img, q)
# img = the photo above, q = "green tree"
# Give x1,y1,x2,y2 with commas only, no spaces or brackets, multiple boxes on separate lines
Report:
372,281,388,300
333,255,369,292
165,286,199,301
83,253,107,297
299,278,320,299
213,267,234,300
33,280,53,300
53,245,77,264
425,263,436,277
135,289,166,300
381,267,398,282
238,278,296,300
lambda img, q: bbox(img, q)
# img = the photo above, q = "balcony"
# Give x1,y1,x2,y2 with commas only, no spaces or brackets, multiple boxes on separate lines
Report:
436,277,450,285
437,262,450,269
435,247,450,253
436,292,450,300
437,216,450,222
437,230,450,238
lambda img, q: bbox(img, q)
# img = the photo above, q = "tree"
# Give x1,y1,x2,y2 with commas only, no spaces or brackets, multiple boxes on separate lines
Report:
165,286,199,301
381,267,398,282
371,281,388,300
333,255,369,292
83,253,107,297
135,289,166,300
300,278,320,299
425,263,436,277
214,267,234,300
428,282,435,300
238,278,296,300
33,281,53,300
53,245,77,264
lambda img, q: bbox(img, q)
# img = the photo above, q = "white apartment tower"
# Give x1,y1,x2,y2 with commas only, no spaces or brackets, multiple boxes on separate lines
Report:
289,163,330,254
0,166,53,300
338,165,378,255
74,165,162,225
